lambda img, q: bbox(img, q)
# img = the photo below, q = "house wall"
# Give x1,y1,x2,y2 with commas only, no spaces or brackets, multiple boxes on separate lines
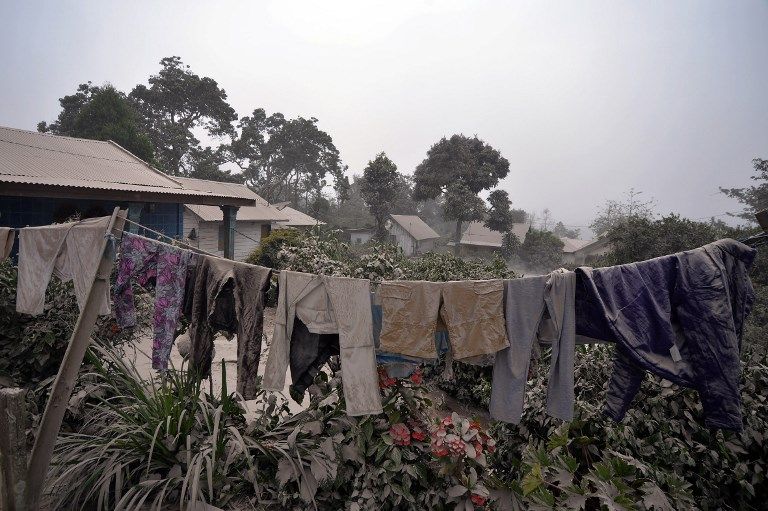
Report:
565,242,613,265
387,222,416,255
183,209,265,261
459,244,500,258
417,238,436,254
0,196,183,239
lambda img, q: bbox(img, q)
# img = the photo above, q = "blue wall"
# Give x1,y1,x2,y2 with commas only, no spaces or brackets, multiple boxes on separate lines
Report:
0,196,183,238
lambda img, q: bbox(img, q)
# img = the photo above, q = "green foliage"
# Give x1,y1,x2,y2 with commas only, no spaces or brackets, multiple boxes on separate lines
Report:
590,188,656,236
485,190,517,233
38,83,154,163
553,221,580,239
720,157,768,221
244,228,303,268
129,56,238,175
519,228,564,271
0,260,139,387
359,152,403,239
413,134,511,246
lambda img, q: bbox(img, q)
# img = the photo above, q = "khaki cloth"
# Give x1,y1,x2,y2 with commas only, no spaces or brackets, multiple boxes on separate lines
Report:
379,279,509,360
0,228,14,262
16,216,111,316
263,270,382,416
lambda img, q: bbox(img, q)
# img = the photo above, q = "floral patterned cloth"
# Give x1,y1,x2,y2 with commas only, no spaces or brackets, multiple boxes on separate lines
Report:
114,233,195,370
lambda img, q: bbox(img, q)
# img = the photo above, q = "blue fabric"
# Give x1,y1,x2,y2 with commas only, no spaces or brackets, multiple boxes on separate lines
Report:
575,239,756,431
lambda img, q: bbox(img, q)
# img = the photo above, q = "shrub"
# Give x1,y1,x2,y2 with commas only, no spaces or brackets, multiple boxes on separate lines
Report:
245,227,303,268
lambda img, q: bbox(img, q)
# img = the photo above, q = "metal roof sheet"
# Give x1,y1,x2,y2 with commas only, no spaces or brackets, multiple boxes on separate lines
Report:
276,206,325,227
559,237,594,253
0,126,253,205
459,221,530,247
389,214,439,241
179,177,289,222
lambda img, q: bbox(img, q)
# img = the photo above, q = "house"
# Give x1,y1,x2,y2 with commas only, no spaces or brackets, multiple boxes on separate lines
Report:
0,126,253,257
560,237,613,265
272,203,325,229
178,177,288,261
456,221,531,257
348,228,376,245
386,214,440,256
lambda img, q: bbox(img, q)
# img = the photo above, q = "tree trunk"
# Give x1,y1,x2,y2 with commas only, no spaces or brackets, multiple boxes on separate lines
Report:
453,219,463,256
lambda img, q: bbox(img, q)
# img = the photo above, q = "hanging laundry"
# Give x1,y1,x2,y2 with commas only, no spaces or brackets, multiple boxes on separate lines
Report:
16,216,111,316
187,256,271,400
575,239,756,431
378,280,509,361
490,271,576,424
263,270,382,416
288,317,340,397
114,233,195,370
0,227,15,262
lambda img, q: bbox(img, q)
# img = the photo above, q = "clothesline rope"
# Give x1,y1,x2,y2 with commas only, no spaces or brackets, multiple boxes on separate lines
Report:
121,217,220,258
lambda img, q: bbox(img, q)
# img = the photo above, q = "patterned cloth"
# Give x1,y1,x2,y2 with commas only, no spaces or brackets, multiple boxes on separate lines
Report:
114,233,194,370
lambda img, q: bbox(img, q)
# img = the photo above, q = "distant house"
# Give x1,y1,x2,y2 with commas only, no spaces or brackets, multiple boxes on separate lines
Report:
386,214,440,256
0,126,252,256
348,228,376,245
178,177,288,261
456,221,531,257
561,237,613,265
272,203,325,229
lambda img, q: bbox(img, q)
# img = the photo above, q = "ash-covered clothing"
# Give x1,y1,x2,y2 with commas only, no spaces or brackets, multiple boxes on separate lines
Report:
114,233,194,370
188,256,271,400
490,271,576,424
289,317,340,396
0,227,14,262
263,270,382,416
378,280,509,361
575,239,756,431
16,216,111,316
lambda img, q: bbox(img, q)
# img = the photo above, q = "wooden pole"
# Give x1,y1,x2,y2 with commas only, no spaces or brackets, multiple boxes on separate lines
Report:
23,207,126,511
0,388,27,511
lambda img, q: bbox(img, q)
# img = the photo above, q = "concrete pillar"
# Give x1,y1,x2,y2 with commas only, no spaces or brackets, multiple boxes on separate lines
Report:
127,202,144,233
220,205,239,259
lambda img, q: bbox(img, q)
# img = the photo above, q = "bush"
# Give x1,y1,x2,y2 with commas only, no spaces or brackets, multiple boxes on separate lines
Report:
245,227,304,268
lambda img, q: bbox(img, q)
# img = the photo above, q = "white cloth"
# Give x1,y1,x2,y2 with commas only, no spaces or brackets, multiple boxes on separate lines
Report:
16,216,111,316
263,270,382,416
0,227,14,262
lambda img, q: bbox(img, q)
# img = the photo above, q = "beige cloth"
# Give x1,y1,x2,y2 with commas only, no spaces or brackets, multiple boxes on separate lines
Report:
0,228,14,262
263,270,382,416
16,216,111,316
379,279,509,360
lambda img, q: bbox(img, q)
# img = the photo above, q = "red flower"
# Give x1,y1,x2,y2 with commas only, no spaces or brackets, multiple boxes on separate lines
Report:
470,493,486,506
409,368,423,385
109,323,120,334
389,423,411,446
378,367,396,389
411,428,427,442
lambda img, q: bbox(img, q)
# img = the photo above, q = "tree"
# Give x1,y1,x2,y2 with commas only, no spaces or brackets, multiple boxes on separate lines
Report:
539,208,553,231
413,134,510,253
519,229,564,271
553,221,581,239
360,153,402,239
329,175,375,229
590,188,655,235
39,84,154,162
485,190,517,233
186,146,243,183
225,109,346,215
721,158,768,222
129,56,237,175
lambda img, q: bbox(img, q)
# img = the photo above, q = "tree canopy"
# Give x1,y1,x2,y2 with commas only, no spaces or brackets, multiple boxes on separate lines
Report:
129,56,237,175
721,157,768,222
413,134,510,250
360,153,402,239
38,84,154,162
590,188,655,235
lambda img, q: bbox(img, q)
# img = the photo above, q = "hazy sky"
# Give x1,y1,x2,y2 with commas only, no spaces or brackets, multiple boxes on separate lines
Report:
2,0,767,234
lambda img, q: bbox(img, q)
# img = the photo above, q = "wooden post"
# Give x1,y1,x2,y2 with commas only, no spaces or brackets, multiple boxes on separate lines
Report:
23,207,126,511
0,388,27,511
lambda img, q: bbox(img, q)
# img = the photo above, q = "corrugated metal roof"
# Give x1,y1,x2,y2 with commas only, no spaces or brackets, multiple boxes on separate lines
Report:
389,214,439,241
559,237,594,253
0,126,254,205
276,206,325,227
179,177,288,222
459,221,530,247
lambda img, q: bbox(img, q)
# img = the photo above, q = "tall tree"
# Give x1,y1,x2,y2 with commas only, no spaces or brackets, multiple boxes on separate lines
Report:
38,84,154,162
225,109,346,215
721,158,768,222
485,190,517,233
129,56,237,175
590,188,655,235
413,134,510,253
552,221,581,239
519,229,564,271
359,153,401,239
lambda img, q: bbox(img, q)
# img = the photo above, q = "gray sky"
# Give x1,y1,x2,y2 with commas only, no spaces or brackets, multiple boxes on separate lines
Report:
2,0,766,235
